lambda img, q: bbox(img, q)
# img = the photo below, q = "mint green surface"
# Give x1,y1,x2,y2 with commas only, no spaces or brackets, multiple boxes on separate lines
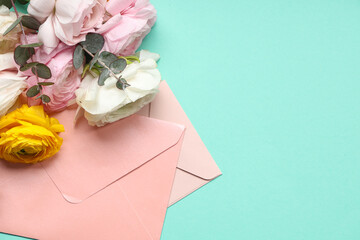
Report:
3,0,360,239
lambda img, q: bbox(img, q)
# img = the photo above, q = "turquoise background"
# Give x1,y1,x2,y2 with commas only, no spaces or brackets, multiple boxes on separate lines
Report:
2,0,360,239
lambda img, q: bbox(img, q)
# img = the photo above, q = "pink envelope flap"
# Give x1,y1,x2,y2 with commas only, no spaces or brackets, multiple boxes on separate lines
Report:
41,108,185,203
138,81,222,180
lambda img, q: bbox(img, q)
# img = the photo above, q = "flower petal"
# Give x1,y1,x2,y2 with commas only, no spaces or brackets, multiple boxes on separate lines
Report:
0,71,27,117
0,53,17,71
106,0,134,16
38,14,59,54
28,0,55,22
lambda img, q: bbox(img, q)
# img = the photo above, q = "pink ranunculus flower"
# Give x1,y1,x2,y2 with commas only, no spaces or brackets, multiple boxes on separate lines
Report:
28,0,106,54
97,0,157,56
26,46,81,113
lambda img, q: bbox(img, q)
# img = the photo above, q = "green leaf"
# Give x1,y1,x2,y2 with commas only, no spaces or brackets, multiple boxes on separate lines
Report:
32,64,52,79
89,51,100,70
20,42,43,48
26,85,40,98
81,33,104,54
40,94,51,104
99,51,118,67
110,58,127,74
2,16,22,36
38,82,54,86
98,69,110,86
0,0,14,9
116,78,130,90
73,45,84,69
125,55,140,63
20,62,38,71
14,45,35,66
91,68,101,76
82,64,90,78
17,0,29,4
21,15,41,31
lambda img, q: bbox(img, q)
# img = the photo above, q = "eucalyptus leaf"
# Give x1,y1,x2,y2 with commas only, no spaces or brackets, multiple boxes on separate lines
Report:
40,95,51,104
21,15,41,31
116,78,130,90
98,69,110,86
2,16,21,36
20,42,43,48
99,51,118,67
73,45,84,69
14,46,35,66
20,62,38,71
26,85,40,98
81,33,104,54
89,51,100,70
38,82,54,86
32,64,52,79
110,58,127,74
0,0,15,9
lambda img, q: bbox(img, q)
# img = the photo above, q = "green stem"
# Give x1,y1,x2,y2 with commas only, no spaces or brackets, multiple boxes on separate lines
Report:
11,0,41,87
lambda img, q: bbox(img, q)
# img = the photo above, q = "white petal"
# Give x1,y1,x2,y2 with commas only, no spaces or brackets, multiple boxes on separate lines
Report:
0,71,27,116
76,74,128,115
28,0,55,22
38,14,59,54
0,53,17,71
139,50,160,62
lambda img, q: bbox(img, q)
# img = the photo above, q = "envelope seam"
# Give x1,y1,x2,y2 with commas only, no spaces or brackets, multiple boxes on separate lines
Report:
175,167,222,181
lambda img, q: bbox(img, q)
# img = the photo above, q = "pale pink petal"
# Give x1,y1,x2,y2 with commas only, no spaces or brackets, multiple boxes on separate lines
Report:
96,13,122,34
38,14,59,54
55,0,87,24
106,0,134,16
102,15,152,55
102,0,157,55
82,3,105,30
28,0,56,22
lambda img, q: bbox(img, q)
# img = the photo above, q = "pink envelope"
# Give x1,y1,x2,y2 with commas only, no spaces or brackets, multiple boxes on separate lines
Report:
138,81,222,205
0,113,185,240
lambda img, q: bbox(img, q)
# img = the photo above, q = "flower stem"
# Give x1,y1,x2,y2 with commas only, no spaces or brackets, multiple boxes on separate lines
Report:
10,0,41,86
81,47,117,78
10,0,27,44
81,46,130,88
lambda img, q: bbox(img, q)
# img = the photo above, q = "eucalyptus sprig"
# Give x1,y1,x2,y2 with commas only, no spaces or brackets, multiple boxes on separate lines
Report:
1,1,54,104
73,33,132,90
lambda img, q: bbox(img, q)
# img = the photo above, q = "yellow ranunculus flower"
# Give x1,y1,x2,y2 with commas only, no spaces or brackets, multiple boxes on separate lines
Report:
0,105,64,164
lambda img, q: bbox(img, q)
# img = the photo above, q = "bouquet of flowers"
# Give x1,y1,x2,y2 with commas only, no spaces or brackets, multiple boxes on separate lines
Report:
0,0,160,163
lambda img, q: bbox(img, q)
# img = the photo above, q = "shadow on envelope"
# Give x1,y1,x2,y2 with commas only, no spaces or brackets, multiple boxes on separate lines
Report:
138,81,222,205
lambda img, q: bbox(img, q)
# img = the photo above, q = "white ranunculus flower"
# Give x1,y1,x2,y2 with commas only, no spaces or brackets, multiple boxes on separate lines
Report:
0,6,22,54
75,50,161,126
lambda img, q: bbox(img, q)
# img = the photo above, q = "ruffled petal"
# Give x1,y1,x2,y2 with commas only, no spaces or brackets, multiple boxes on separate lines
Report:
106,0,134,16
